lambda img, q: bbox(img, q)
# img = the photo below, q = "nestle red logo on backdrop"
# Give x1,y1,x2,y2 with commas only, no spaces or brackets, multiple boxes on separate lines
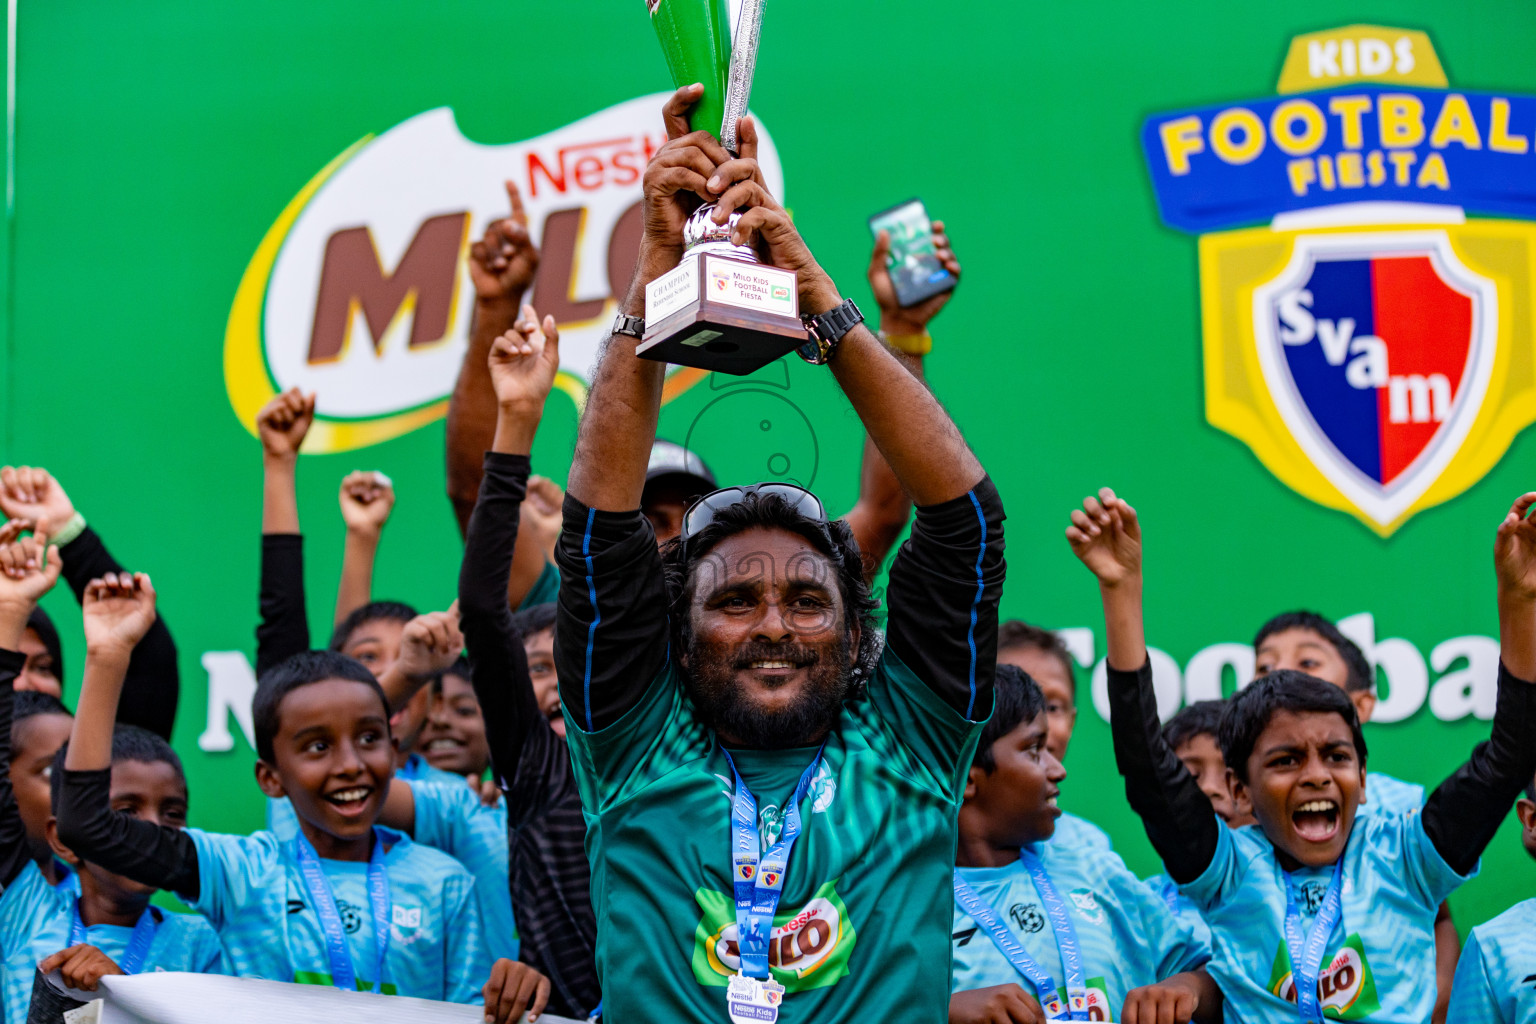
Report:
527,135,665,197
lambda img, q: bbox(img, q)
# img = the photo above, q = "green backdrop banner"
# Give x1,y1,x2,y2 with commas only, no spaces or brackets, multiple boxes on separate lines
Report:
3,2,1534,939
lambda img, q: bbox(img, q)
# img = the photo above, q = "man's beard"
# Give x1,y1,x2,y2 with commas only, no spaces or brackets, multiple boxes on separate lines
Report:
683,633,855,748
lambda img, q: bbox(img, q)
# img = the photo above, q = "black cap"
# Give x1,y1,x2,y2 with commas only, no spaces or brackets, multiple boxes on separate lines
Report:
643,440,717,508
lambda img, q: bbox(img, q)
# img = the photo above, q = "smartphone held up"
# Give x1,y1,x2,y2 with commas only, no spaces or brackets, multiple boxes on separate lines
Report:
869,198,957,308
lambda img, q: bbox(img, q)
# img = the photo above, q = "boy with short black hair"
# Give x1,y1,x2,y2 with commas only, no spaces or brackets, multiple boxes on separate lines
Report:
997,619,1111,852
950,663,1218,1024
0,549,225,1022
10,690,74,884
53,580,516,1009
1445,771,1536,1023
1071,486,1536,1023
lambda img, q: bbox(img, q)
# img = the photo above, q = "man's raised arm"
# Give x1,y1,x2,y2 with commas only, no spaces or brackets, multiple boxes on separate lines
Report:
552,88,740,732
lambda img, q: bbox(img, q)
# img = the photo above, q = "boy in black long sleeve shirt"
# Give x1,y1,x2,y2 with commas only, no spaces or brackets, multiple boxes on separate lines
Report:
459,434,598,1011
1068,486,1536,1023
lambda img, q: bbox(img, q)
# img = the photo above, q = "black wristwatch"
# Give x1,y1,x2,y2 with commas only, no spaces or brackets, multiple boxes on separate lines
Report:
611,312,645,339
798,298,864,365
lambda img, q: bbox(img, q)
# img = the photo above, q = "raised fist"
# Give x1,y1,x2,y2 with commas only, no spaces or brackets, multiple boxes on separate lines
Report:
82,571,157,660
396,604,464,683
1495,492,1536,603
256,388,316,460
0,466,76,536
0,522,61,615
470,181,540,304
339,471,395,537
1066,487,1143,590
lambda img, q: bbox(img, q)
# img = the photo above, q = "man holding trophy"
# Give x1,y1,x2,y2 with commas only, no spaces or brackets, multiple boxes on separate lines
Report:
544,4,1007,1021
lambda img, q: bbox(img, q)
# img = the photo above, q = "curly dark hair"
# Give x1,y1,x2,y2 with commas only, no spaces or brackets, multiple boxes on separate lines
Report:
659,489,881,689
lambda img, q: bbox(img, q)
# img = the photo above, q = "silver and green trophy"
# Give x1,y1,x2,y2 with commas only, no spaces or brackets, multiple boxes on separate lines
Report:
637,0,808,375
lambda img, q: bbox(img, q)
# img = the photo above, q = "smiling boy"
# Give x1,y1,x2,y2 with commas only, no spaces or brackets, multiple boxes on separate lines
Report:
1070,486,1536,1023
949,664,1218,1024
53,576,500,1006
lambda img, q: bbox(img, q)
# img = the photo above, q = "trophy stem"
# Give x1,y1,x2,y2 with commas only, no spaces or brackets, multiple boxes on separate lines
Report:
719,0,764,152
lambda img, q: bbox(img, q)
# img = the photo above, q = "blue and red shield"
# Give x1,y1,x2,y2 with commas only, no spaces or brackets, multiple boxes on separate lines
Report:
1254,232,1496,526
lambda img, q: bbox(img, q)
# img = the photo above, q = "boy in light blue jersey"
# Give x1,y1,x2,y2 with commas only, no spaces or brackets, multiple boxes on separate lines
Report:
1071,486,1536,1024
998,619,1114,852
1446,775,1536,1024
950,663,1218,1024
1253,608,1454,1018
54,572,550,1024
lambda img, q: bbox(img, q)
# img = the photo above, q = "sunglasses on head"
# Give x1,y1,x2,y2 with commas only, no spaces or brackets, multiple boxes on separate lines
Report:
678,483,829,559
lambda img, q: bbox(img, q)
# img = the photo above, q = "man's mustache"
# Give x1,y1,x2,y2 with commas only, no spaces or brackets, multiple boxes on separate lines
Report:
730,642,820,670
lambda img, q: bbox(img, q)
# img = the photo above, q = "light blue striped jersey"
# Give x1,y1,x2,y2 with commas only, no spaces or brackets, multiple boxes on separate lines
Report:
951,843,1209,1018
1184,811,1469,1022
1052,811,1113,851
265,752,460,840
0,862,227,1023
187,826,489,1003
410,779,518,963
1447,897,1536,1024
1360,771,1424,818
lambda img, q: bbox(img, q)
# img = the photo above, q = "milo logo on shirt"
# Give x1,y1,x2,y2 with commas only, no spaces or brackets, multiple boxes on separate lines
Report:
1267,934,1382,1018
691,881,857,991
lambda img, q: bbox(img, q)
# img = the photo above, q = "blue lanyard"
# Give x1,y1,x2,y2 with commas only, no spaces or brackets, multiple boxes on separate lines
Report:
292,829,392,993
68,901,157,975
951,848,1090,1020
1282,857,1345,1023
722,747,824,980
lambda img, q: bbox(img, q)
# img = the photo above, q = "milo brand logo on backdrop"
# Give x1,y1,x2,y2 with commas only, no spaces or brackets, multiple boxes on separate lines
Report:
223,94,785,453
1142,25,1536,535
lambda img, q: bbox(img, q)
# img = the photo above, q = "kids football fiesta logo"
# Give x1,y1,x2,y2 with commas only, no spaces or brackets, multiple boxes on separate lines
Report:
1142,25,1536,535
223,94,784,453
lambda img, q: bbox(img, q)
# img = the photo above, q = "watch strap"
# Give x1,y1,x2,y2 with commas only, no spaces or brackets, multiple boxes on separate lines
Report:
798,299,864,365
612,312,645,339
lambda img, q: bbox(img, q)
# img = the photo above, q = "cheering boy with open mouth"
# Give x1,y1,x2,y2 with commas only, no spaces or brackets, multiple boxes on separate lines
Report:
1069,486,1536,1023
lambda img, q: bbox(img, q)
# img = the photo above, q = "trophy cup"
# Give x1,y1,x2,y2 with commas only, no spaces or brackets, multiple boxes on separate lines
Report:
637,0,809,375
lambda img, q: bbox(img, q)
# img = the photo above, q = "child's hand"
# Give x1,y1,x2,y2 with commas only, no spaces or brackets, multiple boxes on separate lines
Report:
523,475,565,560
1122,978,1200,1023
339,471,395,537
488,305,560,413
0,466,76,536
482,957,550,1023
82,572,157,661
1066,486,1143,589
948,984,1046,1024
466,773,503,808
0,524,61,612
867,220,961,336
38,944,125,992
1494,491,1536,603
395,604,464,683
469,181,540,304
256,387,316,460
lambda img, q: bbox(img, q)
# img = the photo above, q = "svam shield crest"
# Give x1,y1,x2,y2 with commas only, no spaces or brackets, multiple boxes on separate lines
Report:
1250,230,1496,528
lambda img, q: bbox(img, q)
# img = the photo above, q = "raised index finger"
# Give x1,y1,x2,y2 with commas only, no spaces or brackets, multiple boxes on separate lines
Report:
503,180,527,227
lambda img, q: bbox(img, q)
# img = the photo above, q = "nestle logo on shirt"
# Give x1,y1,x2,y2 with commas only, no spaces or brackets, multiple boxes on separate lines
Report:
392,906,421,929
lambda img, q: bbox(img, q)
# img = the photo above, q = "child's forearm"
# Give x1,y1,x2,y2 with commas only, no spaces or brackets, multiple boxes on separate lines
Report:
1497,590,1536,682
1176,969,1223,1024
1101,577,1146,672
261,456,300,535
334,528,379,628
65,651,130,771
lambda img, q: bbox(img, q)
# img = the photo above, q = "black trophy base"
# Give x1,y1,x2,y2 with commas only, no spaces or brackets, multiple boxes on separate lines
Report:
637,252,808,374
637,312,808,375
